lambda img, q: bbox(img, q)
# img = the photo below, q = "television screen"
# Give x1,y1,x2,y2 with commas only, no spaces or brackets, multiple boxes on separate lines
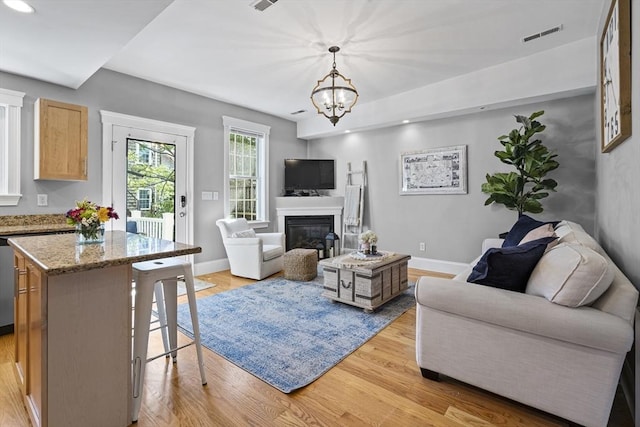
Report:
284,159,335,190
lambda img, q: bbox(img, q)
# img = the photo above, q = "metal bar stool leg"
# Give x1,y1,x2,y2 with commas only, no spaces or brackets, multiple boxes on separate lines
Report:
162,278,179,361
182,266,207,385
153,281,171,356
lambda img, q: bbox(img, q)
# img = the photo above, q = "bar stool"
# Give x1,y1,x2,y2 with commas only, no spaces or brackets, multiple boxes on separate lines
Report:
131,258,207,422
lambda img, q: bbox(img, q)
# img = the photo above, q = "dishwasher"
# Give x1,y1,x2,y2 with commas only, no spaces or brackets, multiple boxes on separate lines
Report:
0,236,15,335
0,231,74,335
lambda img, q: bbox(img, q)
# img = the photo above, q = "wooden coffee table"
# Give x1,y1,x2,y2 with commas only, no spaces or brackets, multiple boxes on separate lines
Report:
319,251,411,312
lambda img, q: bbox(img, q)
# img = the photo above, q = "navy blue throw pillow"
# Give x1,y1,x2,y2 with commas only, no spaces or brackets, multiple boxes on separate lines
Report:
468,236,557,293
502,215,560,247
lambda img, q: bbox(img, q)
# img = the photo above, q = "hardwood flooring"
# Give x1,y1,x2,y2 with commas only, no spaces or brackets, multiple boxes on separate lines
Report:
0,268,633,426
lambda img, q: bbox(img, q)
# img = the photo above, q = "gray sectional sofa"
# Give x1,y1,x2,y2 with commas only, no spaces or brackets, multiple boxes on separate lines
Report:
415,220,638,427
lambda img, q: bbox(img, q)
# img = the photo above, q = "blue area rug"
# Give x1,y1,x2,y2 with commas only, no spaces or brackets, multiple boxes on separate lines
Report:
176,277,415,393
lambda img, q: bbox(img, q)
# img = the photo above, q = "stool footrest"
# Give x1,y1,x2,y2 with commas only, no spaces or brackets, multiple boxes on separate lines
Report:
146,341,195,363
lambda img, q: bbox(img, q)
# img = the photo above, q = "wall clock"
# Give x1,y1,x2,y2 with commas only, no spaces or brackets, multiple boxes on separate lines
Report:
600,0,631,153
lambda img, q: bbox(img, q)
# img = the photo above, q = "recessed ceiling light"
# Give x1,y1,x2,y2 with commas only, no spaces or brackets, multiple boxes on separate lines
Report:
402,120,410,124
3,0,35,13
344,130,351,133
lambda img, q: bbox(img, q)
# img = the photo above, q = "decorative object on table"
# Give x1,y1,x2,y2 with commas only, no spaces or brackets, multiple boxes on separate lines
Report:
324,231,340,258
359,230,377,255
400,145,467,195
175,277,415,393
310,46,358,126
348,250,389,261
66,199,119,244
481,111,559,215
600,0,631,152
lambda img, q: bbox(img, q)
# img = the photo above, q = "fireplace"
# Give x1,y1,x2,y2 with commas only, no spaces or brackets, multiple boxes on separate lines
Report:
284,215,333,257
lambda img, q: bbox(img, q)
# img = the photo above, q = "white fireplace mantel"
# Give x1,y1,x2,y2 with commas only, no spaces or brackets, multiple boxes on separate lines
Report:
275,196,344,239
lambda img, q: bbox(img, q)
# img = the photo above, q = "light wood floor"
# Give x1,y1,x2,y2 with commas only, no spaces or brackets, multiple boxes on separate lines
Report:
0,268,633,426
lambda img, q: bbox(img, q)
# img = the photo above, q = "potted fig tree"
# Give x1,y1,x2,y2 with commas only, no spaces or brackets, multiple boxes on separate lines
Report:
481,110,559,215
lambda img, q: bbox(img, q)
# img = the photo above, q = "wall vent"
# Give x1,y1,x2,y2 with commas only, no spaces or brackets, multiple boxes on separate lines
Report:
251,0,278,12
290,109,306,115
523,24,563,43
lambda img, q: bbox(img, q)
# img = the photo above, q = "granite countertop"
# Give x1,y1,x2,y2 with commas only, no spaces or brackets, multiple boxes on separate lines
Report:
0,214,75,236
8,231,202,276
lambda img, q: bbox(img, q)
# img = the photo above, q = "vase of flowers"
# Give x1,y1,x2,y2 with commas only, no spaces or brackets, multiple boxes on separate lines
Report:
359,230,378,255
66,199,119,244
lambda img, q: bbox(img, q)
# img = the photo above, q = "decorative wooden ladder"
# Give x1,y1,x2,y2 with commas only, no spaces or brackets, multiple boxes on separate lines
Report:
342,161,367,252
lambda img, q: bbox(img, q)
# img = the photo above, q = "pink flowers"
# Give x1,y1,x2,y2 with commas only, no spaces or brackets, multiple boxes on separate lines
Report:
66,199,119,226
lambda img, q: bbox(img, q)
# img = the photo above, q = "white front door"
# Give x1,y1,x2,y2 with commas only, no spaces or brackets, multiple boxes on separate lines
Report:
101,111,195,245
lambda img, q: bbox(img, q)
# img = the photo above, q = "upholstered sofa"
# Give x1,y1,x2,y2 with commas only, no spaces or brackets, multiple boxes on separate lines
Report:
415,219,638,427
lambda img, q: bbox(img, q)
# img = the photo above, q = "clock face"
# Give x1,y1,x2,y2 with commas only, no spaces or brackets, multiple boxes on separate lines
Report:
600,0,631,152
602,0,620,146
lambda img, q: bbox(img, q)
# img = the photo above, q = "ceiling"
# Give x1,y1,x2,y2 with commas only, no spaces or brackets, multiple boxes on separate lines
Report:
0,0,605,131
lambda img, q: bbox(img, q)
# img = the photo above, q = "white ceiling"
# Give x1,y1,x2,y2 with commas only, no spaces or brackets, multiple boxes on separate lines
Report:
0,0,605,130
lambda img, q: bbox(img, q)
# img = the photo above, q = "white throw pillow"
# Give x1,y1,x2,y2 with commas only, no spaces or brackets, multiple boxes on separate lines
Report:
525,243,614,307
555,221,603,254
231,229,257,238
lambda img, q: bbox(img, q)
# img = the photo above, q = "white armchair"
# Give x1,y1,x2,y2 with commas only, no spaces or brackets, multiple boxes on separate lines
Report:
216,218,285,280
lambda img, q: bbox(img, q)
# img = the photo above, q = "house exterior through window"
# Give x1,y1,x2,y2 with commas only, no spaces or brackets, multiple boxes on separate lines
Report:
222,116,270,225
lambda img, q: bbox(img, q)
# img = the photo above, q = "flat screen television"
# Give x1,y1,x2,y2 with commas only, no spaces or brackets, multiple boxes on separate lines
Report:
284,159,335,191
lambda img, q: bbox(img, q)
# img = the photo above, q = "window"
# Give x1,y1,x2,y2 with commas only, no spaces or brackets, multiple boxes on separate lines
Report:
138,188,152,211
222,116,270,225
0,88,25,206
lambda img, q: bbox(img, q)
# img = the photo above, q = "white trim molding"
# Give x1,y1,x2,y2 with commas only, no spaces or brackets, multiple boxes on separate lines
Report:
0,88,25,206
100,110,196,248
222,116,271,223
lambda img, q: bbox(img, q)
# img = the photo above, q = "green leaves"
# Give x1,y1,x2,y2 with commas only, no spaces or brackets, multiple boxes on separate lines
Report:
481,110,559,215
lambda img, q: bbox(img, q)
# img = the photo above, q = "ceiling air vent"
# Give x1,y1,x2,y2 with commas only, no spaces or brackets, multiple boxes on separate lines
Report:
251,0,278,12
290,110,306,115
523,24,563,43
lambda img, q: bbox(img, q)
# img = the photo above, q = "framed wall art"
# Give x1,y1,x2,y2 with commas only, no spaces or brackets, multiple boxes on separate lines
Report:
600,0,632,153
399,145,467,195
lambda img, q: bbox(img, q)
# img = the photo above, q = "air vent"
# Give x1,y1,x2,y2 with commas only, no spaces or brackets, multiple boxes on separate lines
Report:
251,0,278,11
290,110,307,115
523,24,563,43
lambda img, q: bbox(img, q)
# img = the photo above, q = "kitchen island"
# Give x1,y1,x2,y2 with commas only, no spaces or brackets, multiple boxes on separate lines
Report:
9,231,201,427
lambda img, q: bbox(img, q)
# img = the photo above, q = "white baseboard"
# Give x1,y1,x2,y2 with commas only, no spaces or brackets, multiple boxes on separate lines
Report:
408,257,468,275
194,258,229,276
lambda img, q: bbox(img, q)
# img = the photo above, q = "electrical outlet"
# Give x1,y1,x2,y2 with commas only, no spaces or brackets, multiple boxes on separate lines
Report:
419,242,426,251
37,194,48,206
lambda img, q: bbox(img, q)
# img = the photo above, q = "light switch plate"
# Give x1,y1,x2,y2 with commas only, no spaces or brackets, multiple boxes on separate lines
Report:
37,194,48,206
202,191,213,200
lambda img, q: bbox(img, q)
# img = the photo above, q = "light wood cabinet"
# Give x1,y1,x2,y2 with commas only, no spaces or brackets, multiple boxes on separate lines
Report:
26,263,44,426
13,252,27,394
34,98,88,181
14,253,45,426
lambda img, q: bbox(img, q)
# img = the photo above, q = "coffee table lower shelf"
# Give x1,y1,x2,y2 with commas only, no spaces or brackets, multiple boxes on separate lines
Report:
319,253,410,312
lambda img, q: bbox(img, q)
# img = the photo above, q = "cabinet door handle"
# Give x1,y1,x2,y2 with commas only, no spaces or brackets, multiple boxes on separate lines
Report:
83,156,88,176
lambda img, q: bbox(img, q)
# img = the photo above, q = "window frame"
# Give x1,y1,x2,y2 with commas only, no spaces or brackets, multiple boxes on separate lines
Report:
137,188,152,211
222,116,270,228
0,88,25,206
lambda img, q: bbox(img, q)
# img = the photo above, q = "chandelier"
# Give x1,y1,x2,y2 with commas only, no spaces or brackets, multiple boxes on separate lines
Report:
310,46,358,126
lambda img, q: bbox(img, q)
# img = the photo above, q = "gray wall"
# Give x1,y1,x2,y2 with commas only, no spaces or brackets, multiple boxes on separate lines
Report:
595,0,640,289
309,95,597,263
0,69,307,265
